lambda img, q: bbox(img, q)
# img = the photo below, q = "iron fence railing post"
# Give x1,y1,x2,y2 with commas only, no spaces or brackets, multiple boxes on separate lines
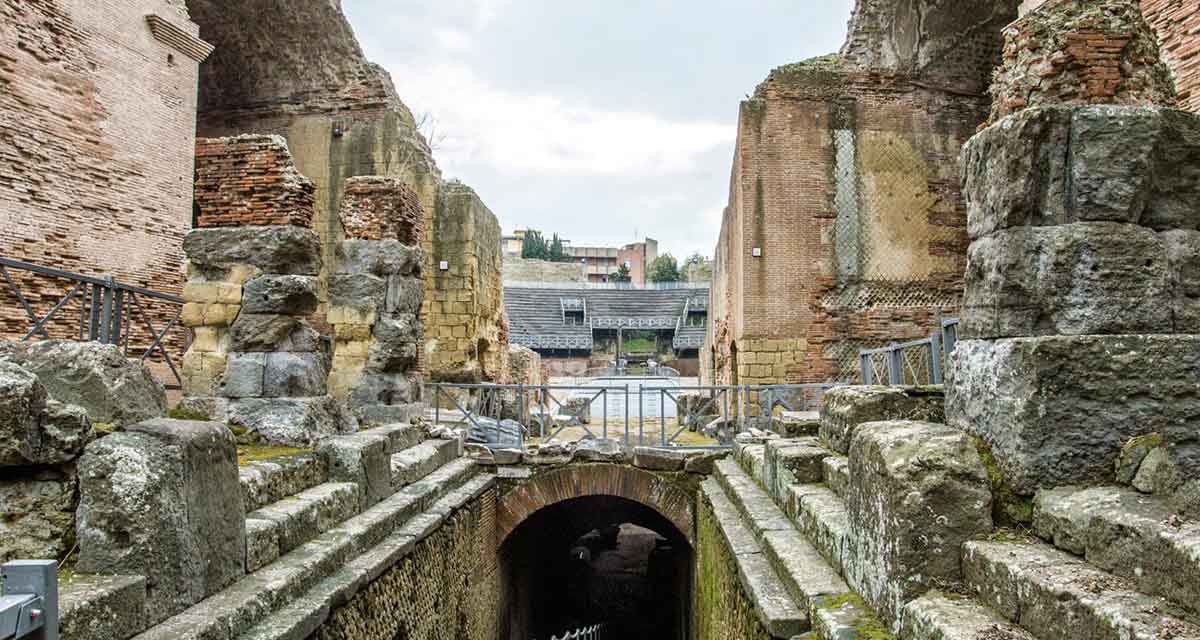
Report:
434,384,441,427
88,283,102,341
602,389,608,440
886,344,903,385
929,333,943,385
861,352,873,384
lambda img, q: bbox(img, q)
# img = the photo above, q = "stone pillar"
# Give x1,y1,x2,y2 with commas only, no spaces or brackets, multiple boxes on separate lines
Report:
181,135,355,445
947,0,1200,504
327,176,427,425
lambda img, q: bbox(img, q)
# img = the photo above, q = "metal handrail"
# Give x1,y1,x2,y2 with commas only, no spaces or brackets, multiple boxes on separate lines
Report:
0,256,189,390
858,318,959,386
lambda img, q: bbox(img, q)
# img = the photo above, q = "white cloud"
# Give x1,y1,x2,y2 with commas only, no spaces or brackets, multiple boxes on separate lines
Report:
397,63,734,177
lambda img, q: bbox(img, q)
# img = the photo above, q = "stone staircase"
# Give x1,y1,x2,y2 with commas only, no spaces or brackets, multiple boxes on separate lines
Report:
59,424,490,640
706,387,1200,640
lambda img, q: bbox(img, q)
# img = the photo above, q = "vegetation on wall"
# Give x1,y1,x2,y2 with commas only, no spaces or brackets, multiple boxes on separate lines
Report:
682,252,712,282
613,263,633,283
521,230,571,262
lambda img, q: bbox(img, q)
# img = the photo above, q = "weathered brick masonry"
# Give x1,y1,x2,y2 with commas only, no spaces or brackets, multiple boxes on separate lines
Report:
193,136,316,229
0,0,209,346
706,0,1016,386
1142,0,1200,112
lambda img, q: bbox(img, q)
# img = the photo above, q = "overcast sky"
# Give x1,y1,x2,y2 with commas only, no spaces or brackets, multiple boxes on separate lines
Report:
343,1,855,260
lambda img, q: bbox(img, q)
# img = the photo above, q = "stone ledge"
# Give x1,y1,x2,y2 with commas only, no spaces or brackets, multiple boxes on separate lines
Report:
900,593,1034,640
60,574,148,640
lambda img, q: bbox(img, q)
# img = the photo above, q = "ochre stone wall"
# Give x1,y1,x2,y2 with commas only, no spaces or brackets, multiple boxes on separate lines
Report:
427,182,506,381
0,0,205,343
315,487,499,640
694,496,772,640
193,136,316,229
502,257,588,284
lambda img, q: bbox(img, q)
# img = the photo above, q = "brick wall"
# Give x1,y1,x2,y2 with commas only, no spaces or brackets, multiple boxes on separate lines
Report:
992,0,1176,123
194,136,316,229
708,0,1014,386
339,177,425,245
1141,0,1200,112
0,0,205,355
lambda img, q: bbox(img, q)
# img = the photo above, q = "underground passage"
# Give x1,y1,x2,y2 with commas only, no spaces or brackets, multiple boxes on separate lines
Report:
498,495,693,640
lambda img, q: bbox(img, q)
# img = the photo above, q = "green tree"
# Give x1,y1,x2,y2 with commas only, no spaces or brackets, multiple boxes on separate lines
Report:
612,263,632,283
521,230,548,260
549,233,569,262
681,252,712,282
648,253,681,283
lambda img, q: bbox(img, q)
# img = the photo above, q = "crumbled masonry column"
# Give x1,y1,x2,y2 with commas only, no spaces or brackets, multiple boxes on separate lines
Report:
180,135,356,445
327,176,427,425
947,0,1200,507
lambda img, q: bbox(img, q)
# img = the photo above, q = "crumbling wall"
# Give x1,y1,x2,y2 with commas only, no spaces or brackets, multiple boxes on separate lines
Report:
1142,0,1200,112
0,0,209,343
314,487,499,640
181,135,355,446
188,0,443,319
428,182,506,382
328,176,427,426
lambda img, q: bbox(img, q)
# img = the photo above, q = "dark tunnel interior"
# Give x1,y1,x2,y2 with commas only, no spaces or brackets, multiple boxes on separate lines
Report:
498,495,693,640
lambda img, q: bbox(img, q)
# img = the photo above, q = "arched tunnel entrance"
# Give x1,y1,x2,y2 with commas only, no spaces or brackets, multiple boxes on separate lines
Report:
499,494,693,640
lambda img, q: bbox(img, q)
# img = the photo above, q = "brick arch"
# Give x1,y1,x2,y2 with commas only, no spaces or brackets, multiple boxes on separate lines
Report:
496,464,696,546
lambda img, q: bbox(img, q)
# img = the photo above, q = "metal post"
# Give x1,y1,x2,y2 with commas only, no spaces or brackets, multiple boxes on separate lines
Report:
88,284,102,341
861,352,873,385
434,384,440,428
887,344,903,385
516,384,525,449
638,386,644,447
109,286,124,346
624,384,630,446
540,385,548,440
98,279,115,344
660,388,666,446
0,560,58,640
602,389,608,440
929,333,943,385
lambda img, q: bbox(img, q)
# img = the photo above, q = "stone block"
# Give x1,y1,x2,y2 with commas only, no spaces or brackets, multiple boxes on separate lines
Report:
354,402,424,427
365,314,421,373
819,386,944,454
228,314,319,352
326,305,377,327
349,373,421,408
328,272,385,311
183,226,321,277
189,326,223,353
964,106,1200,238
0,340,165,425
59,573,148,640
0,468,77,563
242,275,319,315
961,222,1175,339
845,420,992,629
218,352,266,398
632,446,687,471
764,438,829,503
262,352,328,397
947,335,1200,494
317,434,391,507
336,240,423,277
0,360,47,466
384,275,423,314
229,397,357,447
76,418,244,624
181,352,226,397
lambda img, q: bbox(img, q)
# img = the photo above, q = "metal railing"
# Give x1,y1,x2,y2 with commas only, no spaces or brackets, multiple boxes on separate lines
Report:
545,623,605,640
858,318,959,386
0,257,189,390
506,281,709,291
429,381,840,450
0,560,58,640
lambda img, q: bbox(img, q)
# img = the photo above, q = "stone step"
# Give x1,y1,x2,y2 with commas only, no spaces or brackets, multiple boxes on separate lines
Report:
1033,485,1200,616
239,452,328,513
700,477,808,638
712,458,851,616
236,473,496,640
762,437,829,506
60,574,148,640
821,454,849,500
390,438,461,489
734,442,767,485
812,594,896,639
244,482,364,572
786,483,851,577
899,593,1036,640
358,423,425,455
962,540,1200,640
131,459,478,640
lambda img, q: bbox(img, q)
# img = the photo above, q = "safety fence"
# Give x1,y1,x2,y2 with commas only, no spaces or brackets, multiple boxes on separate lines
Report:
858,318,959,386
0,560,58,640
428,381,840,450
0,256,189,390
544,623,605,640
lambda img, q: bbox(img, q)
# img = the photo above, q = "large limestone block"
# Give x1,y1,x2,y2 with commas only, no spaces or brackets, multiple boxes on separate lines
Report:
228,396,357,446
316,434,391,508
336,240,423,277
384,275,423,315
0,468,77,563
0,341,165,425
241,275,319,315
819,386,944,454
0,360,47,465
961,222,1177,338
845,421,992,630
228,314,320,352
262,352,328,397
76,418,244,624
365,314,421,373
947,335,1200,494
963,106,1200,239
349,373,421,408
183,226,321,277
328,272,385,311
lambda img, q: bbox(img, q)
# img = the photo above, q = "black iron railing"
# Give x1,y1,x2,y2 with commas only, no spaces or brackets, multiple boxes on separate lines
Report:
0,256,189,390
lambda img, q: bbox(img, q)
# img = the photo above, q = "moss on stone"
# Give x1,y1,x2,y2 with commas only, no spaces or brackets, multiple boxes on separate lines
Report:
167,405,211,421
92,422,117,435
972,436,1033,526
816,593,893,639
237,445,310,466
